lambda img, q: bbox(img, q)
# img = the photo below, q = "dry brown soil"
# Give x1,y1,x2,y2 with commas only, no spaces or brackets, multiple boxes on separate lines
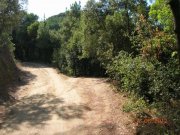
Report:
0,62,136,135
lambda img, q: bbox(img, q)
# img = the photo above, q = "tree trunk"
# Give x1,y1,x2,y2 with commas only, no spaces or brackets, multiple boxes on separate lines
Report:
169,0,180,64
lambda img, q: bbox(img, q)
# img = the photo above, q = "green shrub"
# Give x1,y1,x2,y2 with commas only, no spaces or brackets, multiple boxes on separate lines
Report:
106,51,180,102
106,51,154,101
123,97,147,113
150,59,180,101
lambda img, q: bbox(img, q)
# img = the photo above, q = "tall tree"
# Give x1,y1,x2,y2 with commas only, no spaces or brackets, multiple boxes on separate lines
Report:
149,0,174,33
169,0,180,63
13,12,38,60
0,0,25,48
0,0,27,98
52,2,82,75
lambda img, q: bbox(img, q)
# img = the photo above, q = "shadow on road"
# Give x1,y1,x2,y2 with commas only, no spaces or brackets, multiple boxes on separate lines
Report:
53,122,118,135
20,62,51,69
1,94,91,131
0,64,37,103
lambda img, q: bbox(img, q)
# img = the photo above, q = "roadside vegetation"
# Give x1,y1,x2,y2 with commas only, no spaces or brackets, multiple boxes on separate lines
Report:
0,0,27,100
0,0,180,134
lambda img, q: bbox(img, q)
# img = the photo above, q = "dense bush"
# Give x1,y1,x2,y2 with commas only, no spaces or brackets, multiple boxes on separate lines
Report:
149,60,180,102
106,51,180,102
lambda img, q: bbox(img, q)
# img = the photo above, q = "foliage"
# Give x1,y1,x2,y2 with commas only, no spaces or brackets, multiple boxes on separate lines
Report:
27,22,39,40
123,97,147,113
131,14,176,63
0,0,26,54
107,51,154,101
0,0,22,42
0,0,26,99
46,13,65,30
0,0,26,61
149,0,174,33
12,13,39,61
52,2,82,75
107,51,180,102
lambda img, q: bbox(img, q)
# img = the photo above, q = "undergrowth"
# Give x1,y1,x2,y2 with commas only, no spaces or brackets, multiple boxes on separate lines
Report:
107,51,180,134
122,93,180,134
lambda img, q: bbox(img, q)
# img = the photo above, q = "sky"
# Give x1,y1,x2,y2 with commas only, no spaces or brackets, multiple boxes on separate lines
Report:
27,0,89,20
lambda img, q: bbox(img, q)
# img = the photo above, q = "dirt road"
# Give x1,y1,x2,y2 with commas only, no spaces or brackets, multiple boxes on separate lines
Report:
0,63,136,135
